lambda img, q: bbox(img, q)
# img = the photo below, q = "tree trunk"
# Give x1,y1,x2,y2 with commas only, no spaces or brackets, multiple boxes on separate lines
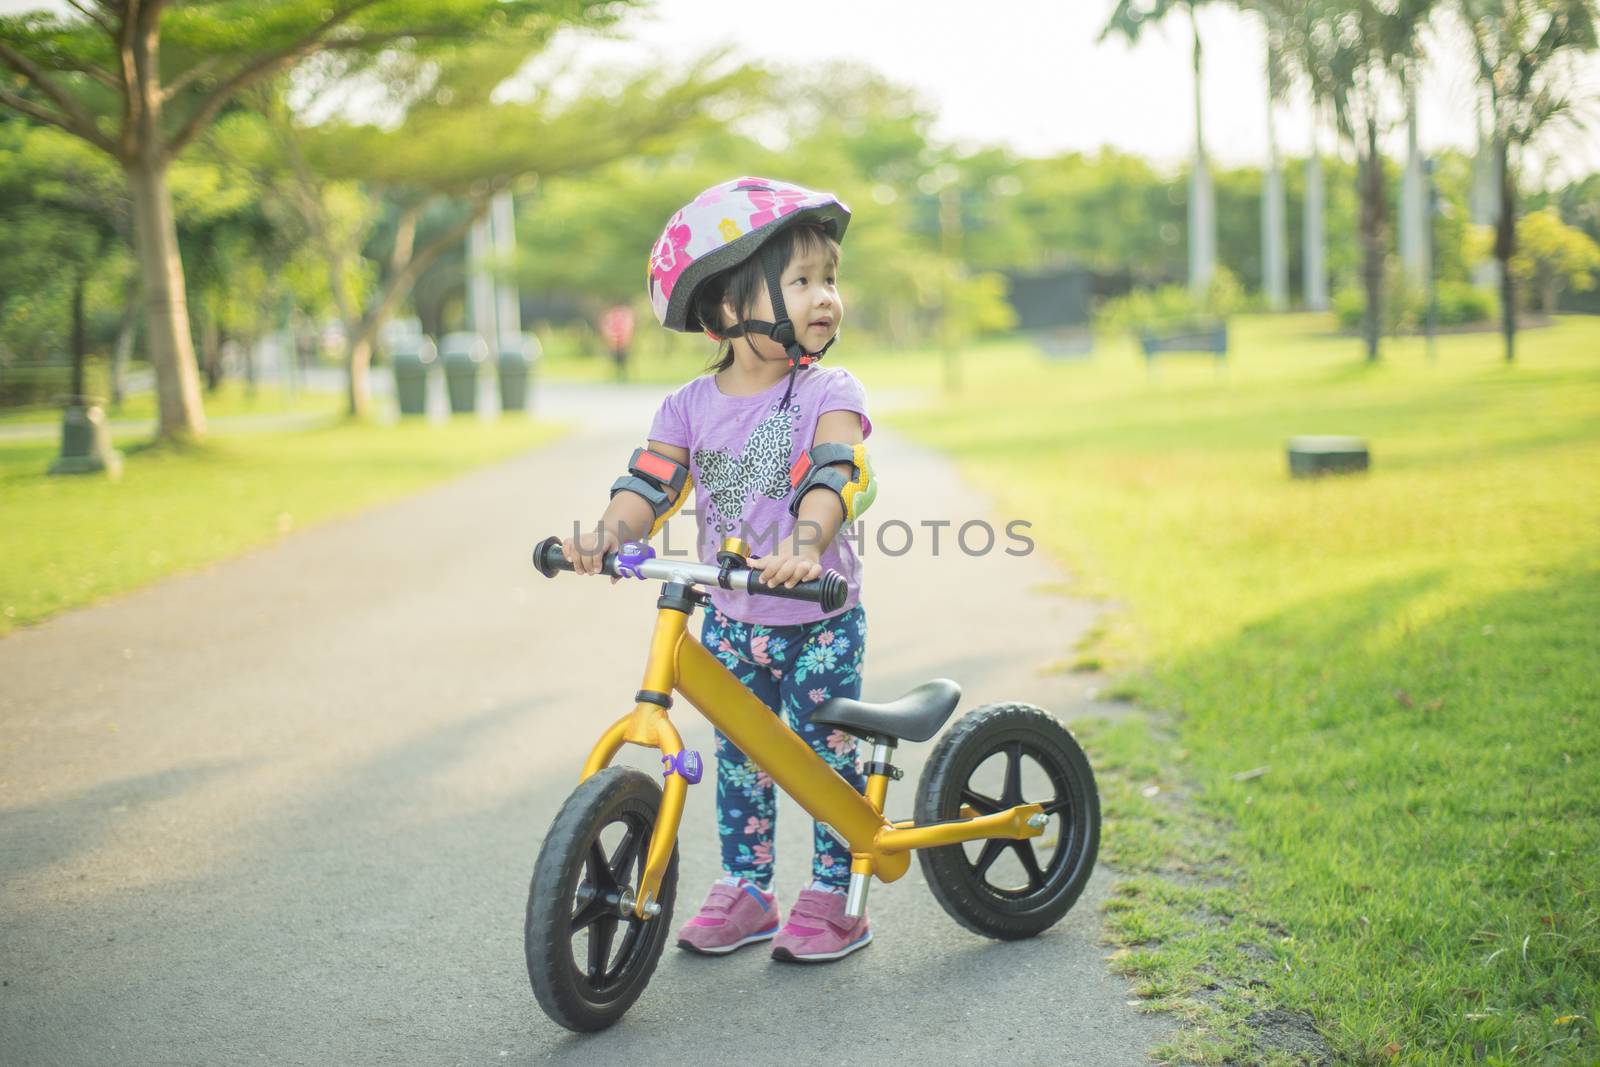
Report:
1188,2,1215,299
346,328,377,419
418,297,446,344
1542,272,1558,314
1304,126,1328,311
1262,67,1287,311
344,199,483,418
1399,72,1429,285
201,312,222,391
127,155,207,440
244,330,258,397
320,228,364,418
1494,137,1516,363
1358,117,1386,363
70,271,87,399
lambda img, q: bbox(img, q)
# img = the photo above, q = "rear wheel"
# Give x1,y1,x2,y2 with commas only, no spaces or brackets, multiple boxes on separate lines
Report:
915,703,1100,940
525,766,678,1031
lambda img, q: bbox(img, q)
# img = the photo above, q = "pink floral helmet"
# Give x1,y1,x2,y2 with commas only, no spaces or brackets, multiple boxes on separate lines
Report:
648,176,851,335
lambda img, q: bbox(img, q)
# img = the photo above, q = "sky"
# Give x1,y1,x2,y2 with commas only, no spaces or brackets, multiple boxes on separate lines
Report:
543,0,1600,184
5,0,1600,183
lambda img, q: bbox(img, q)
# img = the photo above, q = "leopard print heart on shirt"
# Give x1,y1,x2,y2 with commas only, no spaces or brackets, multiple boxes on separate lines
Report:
693,401,799,534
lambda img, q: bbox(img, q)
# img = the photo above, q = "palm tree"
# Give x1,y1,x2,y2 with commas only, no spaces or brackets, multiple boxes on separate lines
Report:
1256,5,1292,310
1102,0,1218,297
1399,60,1431,284
1458,0,1599,361
1290,0,1434,361
1304,106,1331,311
1259,0,1347,311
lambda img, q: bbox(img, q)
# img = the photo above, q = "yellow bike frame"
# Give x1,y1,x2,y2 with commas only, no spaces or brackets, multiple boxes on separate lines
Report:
581,599,1045,918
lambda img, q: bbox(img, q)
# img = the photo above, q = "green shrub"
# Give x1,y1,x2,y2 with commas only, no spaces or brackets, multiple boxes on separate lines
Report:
1333,286,1366,330
1333,277,1492,333
1434,281,1494,326
1095,267,1242,334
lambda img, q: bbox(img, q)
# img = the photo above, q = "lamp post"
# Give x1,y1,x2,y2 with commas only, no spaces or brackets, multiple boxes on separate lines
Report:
49,273,122,478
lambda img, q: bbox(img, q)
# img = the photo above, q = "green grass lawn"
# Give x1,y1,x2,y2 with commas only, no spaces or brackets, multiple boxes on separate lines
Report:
0,377,344,426
885,314,1599,1065
0,416,565,635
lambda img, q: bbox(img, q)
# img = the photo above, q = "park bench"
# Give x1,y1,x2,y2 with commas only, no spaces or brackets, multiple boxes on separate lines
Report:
1139,319,1227,377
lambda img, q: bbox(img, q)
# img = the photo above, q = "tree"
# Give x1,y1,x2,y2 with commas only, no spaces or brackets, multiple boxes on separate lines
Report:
167,152,278,390
1009,151,1183,281
0,0,635,442
1256,0,1343,309
1458,0,1599,360
1289,0,1433,362
1102,0,1220,298
508,63,983,351
1239,0,1293,309
1507,207,1600,311
0,118,130,399
289,51,756,416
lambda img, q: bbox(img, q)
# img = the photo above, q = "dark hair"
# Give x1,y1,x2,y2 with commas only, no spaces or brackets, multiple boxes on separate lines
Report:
692,221,841,374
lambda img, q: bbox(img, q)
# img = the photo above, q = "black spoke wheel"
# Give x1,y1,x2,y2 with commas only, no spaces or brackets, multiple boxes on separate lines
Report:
915,703,1100,940
525,767,678,1032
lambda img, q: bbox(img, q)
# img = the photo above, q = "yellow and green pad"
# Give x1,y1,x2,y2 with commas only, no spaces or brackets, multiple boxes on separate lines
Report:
611,447,693,540
787,442,877,522
647,472,693,538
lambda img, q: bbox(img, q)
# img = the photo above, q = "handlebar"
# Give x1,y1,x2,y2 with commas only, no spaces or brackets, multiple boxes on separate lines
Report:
530,536,849,614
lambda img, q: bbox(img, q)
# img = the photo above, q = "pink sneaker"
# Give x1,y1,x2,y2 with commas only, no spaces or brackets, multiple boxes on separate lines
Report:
770,882,873,963
675,877,780,955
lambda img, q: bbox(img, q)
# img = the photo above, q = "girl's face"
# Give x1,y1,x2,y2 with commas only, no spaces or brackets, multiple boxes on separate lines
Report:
723,242,843,362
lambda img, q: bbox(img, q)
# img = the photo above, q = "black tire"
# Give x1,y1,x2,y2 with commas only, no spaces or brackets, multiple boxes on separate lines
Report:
915,702,1100,940
525,766,678,1032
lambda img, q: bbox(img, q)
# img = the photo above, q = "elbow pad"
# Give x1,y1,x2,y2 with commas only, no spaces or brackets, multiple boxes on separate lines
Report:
611,447,692,539
788,442,877,522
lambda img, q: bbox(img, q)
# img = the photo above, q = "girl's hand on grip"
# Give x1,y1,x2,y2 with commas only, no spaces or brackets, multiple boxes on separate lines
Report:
750,551,823,589
561,527,621,582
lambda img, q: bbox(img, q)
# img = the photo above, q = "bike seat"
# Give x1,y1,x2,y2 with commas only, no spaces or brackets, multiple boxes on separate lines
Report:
811,678,962,744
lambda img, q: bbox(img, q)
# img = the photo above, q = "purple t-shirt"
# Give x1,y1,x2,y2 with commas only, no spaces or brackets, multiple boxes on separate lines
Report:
647,364,872,625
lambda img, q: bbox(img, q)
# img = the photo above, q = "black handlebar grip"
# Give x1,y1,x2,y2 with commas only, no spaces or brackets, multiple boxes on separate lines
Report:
814,570,847,613
531,536,620,578
746,569,848,613
531,536,568,577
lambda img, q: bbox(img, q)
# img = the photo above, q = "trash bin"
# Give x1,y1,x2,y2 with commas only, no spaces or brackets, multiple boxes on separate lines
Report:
391,336,437,417
440,332,488,415
497,334,542,413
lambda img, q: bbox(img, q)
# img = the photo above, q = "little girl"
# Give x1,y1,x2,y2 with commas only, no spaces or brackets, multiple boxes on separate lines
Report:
560,177,876,963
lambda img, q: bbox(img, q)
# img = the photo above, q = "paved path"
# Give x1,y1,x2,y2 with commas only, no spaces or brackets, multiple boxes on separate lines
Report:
0,381,1169,1065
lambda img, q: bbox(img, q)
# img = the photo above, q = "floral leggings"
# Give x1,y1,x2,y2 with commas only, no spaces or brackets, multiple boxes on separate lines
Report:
699,603,867,890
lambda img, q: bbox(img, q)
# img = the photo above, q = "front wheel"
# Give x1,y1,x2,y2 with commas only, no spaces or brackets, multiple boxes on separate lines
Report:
915,702,1100,940
525,766,678,1032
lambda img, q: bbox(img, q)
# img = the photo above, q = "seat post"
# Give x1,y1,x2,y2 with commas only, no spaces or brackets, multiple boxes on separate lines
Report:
849,735,898,919
846,857,873,920
862,736,898,812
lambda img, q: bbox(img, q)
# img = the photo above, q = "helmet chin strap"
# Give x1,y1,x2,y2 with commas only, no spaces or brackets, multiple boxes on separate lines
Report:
718,242,836,411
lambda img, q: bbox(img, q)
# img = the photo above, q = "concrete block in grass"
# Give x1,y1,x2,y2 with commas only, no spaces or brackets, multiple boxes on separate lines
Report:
1287,435,1369,478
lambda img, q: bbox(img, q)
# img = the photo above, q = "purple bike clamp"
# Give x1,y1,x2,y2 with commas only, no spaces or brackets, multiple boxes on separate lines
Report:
614,541,656,579
662,749,704,785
